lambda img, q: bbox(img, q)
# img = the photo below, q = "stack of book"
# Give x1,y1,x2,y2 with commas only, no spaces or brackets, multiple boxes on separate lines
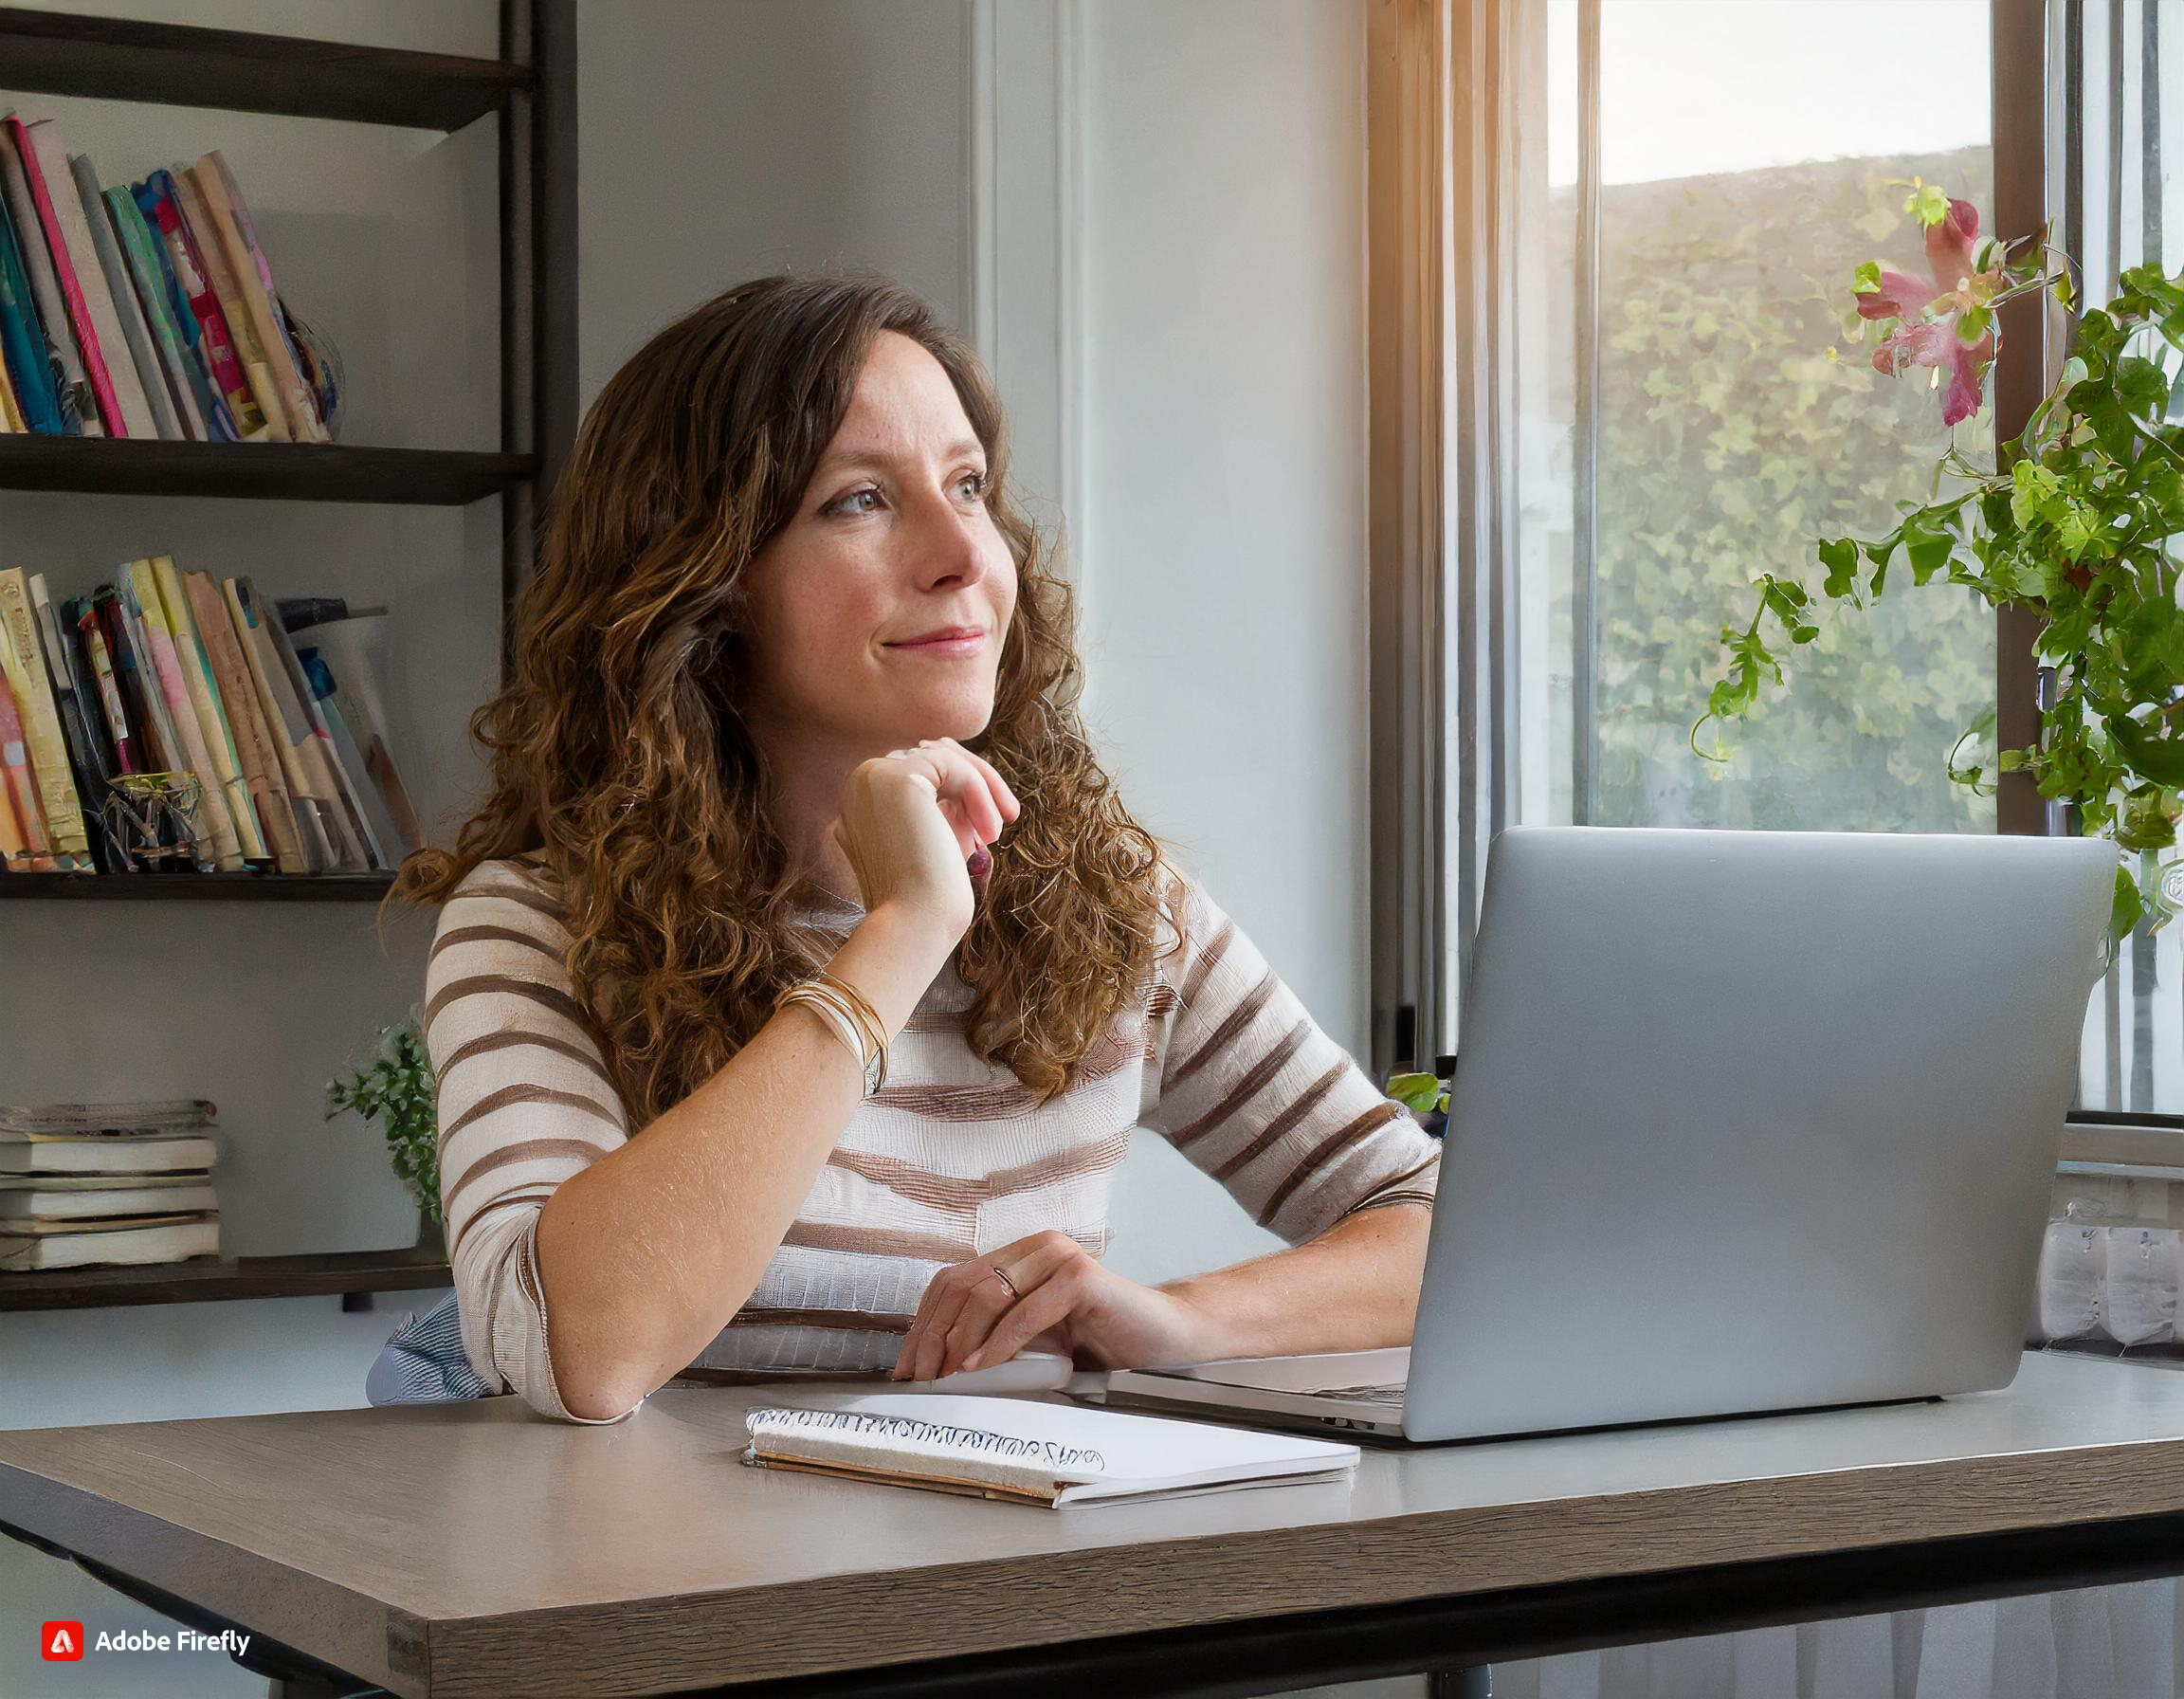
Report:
0,110,336,443
0,1100,222,1271
0,562,420,875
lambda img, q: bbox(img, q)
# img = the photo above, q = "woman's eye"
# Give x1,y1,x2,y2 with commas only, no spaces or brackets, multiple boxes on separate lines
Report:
958,470,988,499
829,487,883,517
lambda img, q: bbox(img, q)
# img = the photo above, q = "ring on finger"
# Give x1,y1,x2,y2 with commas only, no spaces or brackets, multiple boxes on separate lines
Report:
991,1265,1019,1301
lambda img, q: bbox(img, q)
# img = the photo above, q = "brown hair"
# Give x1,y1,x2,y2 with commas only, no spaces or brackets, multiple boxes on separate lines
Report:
393,271,1179,1126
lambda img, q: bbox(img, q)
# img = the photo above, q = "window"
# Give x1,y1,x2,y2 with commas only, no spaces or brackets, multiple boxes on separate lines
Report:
1372,0,2184,1124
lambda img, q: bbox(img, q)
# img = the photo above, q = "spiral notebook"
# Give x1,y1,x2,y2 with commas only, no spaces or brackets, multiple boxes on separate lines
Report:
740,1391,1360,1507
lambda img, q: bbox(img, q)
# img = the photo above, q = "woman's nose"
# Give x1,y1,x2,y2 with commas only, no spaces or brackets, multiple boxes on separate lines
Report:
909,491,992,589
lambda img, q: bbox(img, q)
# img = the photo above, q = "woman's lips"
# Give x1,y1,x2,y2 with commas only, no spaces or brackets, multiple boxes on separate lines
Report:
885,630,986,657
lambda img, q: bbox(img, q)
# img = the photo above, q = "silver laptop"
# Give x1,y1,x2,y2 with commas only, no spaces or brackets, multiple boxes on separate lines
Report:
1098,826,2116,1444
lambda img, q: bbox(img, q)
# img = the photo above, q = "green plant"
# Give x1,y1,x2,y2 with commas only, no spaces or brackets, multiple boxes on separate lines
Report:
1700,179,2184,937
325,1011,441,1228
1386,1070,1448,1115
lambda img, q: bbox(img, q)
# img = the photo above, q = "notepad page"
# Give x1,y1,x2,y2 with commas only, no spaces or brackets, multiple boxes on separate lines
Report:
742,1392,1359,1506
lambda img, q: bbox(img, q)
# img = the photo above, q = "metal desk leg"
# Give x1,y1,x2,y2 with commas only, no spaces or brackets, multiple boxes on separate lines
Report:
1429,1670,1491,1699
266,1679,356,1699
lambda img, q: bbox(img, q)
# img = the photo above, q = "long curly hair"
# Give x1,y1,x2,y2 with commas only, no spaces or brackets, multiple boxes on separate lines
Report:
393,272,1180,1128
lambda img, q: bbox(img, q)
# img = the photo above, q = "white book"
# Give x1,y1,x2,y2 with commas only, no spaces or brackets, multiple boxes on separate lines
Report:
0,1215,219,1270
4,1209,214,1234
0,1183,218,1218
0,1134,217,1175
0,1170,209,1191
0,1100,213,1135
740,1392,1358,1507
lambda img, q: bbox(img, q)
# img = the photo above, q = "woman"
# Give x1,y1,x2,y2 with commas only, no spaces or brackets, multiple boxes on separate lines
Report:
398,272,1441,1424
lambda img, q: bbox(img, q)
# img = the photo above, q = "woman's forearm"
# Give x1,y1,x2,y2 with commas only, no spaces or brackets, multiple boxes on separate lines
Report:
533,904,953,1419
1154,1202,1431,1362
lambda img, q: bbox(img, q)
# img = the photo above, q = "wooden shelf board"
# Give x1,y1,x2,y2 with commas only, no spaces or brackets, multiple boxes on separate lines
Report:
0,1247,450,1311
0,436,537,505
0,872,397,902
0,7,530,132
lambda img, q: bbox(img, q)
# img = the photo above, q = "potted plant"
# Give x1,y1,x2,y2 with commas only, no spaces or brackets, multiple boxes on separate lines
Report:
1698,179,2184,945
325,1010,443,1253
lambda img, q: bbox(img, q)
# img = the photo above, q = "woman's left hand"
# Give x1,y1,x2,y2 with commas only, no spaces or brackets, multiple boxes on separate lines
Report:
889,1230,1221,1380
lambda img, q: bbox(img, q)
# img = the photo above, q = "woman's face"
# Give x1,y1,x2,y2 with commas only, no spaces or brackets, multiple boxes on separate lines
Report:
740,330,1017,755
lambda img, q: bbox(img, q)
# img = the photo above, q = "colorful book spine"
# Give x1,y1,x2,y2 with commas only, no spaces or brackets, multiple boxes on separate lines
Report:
150,555,264,863
124,558,241,867
69,152,172,440
261,593,378,866
75,600,139,776
139,170,262,440
224,580,334,873
0,714,29,869
93,588,193,867
0,566,89,868
29,574,113,871
0,664,52,869
170,167,284,442
0,172,63,433
195,152,324,443
105,186,204,441
185,567,302,872
123,181,228,440
0,118,93,435
95,589,169,771
7,118,127,437
226,576,341,869
299,646,424,857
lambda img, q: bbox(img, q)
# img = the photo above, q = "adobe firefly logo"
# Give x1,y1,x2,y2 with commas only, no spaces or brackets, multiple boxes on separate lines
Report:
42,1620,83,1661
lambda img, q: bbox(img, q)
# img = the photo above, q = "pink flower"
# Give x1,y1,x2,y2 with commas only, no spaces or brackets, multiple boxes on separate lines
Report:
1857,197,1994,427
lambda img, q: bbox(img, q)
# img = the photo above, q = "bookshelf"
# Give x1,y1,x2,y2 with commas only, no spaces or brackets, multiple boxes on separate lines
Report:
1,0,576,900
1,2,576,1306
0,1245,452,1312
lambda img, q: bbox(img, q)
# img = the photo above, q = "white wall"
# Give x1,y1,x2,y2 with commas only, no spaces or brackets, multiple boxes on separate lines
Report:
2,4,1374,1690
1073,0,1373,1280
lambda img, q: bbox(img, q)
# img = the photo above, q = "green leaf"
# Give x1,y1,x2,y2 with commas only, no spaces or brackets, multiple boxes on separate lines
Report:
1956,303,1993,344
2111,865,2144,944
1905,183,1952,226
1851,260,1884,296
1385,1071,1443,1111
2107,715,2184,790
1818,537,1860,597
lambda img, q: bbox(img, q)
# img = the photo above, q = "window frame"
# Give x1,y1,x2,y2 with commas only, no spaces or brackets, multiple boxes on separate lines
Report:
1365,0,2056,1080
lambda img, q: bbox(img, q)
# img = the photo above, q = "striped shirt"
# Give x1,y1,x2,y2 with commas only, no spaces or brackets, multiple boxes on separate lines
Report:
422,854,1443,1424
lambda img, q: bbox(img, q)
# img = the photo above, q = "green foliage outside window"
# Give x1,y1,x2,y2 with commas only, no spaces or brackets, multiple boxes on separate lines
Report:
1699,163,2184,939
1580,149,1995,833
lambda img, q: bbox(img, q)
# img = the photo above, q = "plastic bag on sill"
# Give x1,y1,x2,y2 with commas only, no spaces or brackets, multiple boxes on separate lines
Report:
2037,1220,2105,1343
2102,1227,2181,1348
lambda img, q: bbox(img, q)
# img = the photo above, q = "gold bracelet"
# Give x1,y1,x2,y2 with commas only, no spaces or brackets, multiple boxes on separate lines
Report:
811,969,888,1088
776,982,883,1097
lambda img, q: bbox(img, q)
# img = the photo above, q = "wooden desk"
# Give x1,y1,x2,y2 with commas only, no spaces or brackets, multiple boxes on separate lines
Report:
4,1352,2184,1698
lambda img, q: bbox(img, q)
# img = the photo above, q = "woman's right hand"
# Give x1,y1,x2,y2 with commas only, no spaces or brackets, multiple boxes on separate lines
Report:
828,737,1020,952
